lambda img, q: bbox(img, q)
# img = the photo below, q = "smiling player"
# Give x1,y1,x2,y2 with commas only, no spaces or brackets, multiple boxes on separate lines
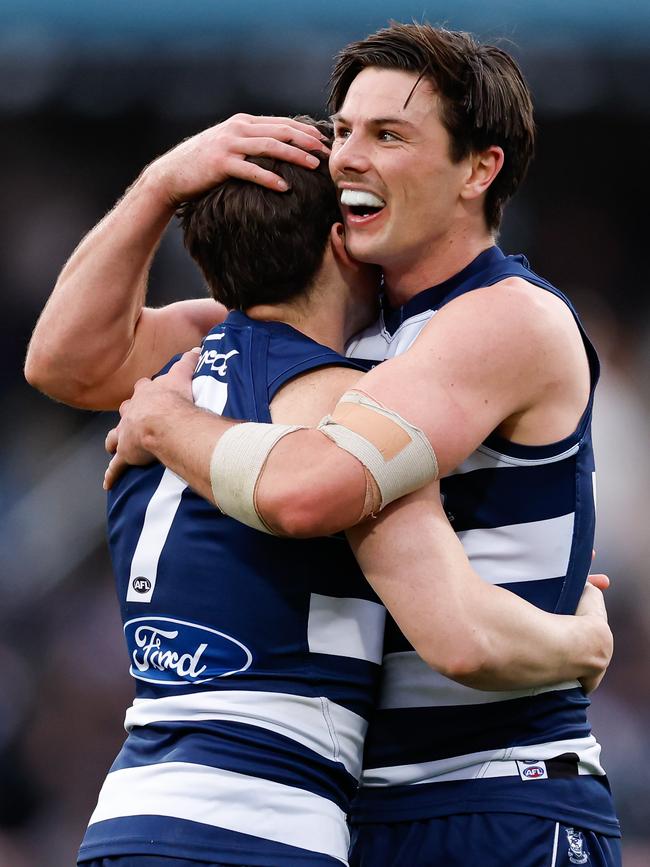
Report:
26,22,620,867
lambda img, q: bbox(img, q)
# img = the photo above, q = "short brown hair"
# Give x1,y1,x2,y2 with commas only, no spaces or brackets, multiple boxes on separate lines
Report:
178,119,340,310
328,23,535,231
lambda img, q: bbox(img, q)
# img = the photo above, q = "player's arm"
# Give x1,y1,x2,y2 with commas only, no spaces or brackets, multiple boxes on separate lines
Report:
346,483,611,692
104,286,579,533
24,115,330,410
104,352,611,692
251,278,587,534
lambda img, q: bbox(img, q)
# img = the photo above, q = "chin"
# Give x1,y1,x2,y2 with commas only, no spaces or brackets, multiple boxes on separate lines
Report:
346,236,383,266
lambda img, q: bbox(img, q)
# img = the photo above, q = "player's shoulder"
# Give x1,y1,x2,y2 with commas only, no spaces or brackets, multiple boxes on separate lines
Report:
429,275,576,348
271,364,363,426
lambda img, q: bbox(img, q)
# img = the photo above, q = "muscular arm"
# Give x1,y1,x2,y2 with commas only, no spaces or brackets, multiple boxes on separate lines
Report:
107,286,589,530
24,115,329,410
106,352,611,693
347,484,610,690
255,278,591,534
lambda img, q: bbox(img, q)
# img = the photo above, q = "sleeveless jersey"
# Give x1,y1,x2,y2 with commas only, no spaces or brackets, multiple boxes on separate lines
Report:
346,247,620,836
78,311,386,867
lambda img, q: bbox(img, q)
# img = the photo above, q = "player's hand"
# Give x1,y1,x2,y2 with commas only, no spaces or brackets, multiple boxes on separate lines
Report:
587,572,610,591
103,348,200,489
144,114,331,206
575,581,613,694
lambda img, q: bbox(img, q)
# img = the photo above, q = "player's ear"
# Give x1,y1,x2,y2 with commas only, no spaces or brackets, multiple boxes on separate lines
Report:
460,146,504,201
329,222,354,268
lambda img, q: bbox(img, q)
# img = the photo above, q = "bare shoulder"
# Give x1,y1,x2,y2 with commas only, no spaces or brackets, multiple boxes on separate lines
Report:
270,364,363,426
409,275,582,367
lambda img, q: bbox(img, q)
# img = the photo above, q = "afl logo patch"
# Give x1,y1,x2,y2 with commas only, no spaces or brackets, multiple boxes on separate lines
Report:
522,766,545,778
132,576,152,594
516,760,548,781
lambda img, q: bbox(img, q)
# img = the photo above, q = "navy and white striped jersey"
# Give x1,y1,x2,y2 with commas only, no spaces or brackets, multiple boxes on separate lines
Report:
78,311,386,866
347,247,620,836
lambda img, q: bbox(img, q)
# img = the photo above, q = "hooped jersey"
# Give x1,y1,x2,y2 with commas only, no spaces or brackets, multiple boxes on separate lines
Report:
78,311,386,867
347,246,620,836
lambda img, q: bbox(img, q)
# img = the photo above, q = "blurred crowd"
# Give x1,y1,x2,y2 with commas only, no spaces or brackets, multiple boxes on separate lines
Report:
1,16,649,867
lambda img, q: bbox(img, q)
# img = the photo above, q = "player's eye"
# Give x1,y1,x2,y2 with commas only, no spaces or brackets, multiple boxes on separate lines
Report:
333,126,351,140
378,130,399,142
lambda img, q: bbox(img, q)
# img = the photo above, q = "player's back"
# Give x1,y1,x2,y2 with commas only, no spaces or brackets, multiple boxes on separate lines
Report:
79,312,385,867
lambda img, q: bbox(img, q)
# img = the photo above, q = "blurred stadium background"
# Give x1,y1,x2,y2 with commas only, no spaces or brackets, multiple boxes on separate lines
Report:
1,1,649,864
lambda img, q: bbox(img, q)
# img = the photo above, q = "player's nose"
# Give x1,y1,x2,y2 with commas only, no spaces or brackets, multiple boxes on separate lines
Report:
330,133,372,175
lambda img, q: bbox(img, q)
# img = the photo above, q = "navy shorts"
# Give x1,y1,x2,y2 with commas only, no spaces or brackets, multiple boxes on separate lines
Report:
80,858,251,867
349,813,621,867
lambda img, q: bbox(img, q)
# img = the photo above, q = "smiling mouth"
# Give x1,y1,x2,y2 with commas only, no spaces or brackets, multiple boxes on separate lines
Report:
340,189,386,219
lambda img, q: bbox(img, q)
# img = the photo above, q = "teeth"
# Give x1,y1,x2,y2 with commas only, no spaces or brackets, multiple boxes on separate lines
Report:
340,189,385,208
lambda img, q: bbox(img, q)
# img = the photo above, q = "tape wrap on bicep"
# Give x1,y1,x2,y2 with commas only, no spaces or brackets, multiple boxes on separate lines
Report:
210,422,305,534
316,390,438,510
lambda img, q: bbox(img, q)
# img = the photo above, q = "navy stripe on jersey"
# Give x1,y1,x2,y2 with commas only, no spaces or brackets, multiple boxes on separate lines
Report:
363,689,590,767
111,720,357,810
443,460,576,531
81,815,345,866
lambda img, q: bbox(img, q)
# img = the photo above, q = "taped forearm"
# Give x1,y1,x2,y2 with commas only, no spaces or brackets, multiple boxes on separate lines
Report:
210,390,439,536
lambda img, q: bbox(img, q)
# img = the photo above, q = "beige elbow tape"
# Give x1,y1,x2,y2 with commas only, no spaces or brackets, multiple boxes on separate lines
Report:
210,422,304,534
316,390,438,512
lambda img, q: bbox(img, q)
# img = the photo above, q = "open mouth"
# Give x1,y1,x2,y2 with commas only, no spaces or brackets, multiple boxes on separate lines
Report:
340,189,386,219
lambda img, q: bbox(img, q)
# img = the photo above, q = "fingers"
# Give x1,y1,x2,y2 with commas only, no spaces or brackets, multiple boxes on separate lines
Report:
103,452,128,490
588,573,610,591
105,426,119,455
248,115,330,141
234,116,330,153
224,138,326,192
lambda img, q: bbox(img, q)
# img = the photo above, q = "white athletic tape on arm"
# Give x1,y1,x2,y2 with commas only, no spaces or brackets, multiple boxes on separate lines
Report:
317,391,438,510
210,422,305,534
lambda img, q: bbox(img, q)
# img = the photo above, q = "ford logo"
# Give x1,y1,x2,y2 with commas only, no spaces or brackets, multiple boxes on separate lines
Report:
124,616,253,685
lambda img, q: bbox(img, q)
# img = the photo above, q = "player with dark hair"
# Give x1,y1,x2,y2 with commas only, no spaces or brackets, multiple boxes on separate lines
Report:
26,22,620,867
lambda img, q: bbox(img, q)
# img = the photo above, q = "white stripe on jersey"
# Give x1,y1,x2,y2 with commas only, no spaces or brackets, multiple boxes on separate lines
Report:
126,469,187,603
307,594,385,665
378,651,579,710
361,735,605,788
453,441,581,473
126,375,229,604
346,310,436,360
87,761,349,864
457,512,575,585
125,689,368,780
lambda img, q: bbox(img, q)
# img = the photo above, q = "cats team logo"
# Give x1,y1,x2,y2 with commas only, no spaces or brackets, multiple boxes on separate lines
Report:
195,332,240,377
124,616,253,685
565,827,589,864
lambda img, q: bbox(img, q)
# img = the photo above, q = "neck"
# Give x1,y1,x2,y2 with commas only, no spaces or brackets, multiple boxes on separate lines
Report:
383,230,496,307
246,288,352,355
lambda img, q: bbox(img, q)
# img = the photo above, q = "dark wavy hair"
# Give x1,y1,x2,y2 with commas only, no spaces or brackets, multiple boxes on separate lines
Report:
329,22,536,232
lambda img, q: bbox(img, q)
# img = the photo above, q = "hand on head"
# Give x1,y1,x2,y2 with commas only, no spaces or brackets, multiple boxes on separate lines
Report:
150,115,330,206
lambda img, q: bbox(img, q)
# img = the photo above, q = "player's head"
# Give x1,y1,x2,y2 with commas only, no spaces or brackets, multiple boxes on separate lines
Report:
327,23,535,267
178,117,342,311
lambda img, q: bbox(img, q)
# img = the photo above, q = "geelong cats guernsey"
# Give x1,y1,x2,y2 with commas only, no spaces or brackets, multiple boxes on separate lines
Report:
78,311,385,866
347,247,620,837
